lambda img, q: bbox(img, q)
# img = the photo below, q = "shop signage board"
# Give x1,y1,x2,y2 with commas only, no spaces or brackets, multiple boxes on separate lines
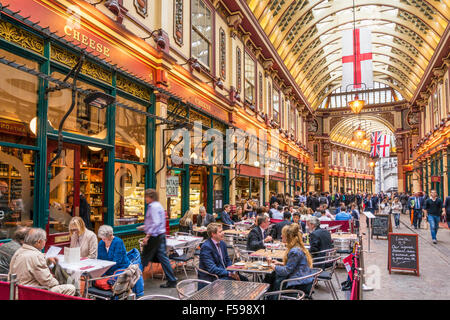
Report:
431,176,441,183
388,233,419,276
371,214,391,238
166,176,179,198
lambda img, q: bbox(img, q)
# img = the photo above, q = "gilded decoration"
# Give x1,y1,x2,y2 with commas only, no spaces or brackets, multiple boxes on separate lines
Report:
116,75,151,101
50,45,112,84
212,120,227,135
190,110,210,127
0,21,44,54
168,101,188,118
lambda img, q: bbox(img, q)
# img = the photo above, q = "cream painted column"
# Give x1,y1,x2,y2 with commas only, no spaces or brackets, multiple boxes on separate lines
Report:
155,93,168,209
323,140,330,193
443,152,448,198
154,0,171,32
396,135,405,193
230,164,236,205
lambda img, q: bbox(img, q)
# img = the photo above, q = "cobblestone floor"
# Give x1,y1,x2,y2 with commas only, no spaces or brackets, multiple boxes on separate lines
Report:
361,213,450,300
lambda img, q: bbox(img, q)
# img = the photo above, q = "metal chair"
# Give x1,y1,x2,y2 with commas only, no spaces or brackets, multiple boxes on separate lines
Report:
311,248,341,289
138,294,180,300
169,243,198,278
84,268,134,300
263,289,305,300
176,279,211,299
232,244,254,263
195,266,218,280
279,268,323,299
312,256,341,300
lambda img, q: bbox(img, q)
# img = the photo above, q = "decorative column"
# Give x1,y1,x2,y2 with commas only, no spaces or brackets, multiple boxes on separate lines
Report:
323,139,330,193
155,92,168,209
396,133,405,193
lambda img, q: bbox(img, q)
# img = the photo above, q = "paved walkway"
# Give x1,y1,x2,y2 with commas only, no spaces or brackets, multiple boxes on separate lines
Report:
361,213,450,300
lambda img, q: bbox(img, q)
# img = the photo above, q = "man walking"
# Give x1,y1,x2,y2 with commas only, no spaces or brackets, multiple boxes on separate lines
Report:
141,189,178,288
423,190,444,244
409,192,424,229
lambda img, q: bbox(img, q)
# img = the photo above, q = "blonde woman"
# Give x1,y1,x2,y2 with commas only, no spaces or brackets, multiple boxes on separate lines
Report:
179,210,194,234
266,223,314,294
69,216,98,259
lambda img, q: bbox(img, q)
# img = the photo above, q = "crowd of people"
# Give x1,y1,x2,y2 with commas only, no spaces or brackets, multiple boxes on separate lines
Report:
1,186,450,299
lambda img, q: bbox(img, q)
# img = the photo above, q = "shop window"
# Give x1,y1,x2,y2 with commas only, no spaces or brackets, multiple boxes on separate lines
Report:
114,163,145,226
0,147,35,240
191,0,212,69
115,96,147,162
48,72,107,139
235,177,250,207
167,169,183,219
189,167,206,215
250,178,262,207
0,49,38,146
213,175,224,214
244,52,255,105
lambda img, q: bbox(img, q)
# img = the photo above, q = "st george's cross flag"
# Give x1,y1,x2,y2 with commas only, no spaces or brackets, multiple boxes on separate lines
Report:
370,131,382,158
379,134,391,158
341,28,373,90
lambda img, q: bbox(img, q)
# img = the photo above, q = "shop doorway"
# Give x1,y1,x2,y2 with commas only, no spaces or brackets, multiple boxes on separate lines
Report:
189,166,207,215
46,141,106,247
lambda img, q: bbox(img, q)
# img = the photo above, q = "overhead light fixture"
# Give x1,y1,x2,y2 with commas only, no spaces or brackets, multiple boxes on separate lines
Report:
362,138,369,146
350,139,356,147
88,146,102,152
29,117,54,136
205,78,224,90
254,160,260,167
349,94,365,114
84,91,115,109
369,161,375,168
353,125,366,141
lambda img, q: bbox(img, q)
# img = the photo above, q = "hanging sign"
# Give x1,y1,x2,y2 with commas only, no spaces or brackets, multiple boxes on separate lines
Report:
166,176,179,198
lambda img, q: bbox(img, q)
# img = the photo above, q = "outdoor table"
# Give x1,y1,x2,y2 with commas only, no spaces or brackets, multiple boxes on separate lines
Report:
223,229,250,237
166,235,203,255
192,226,207,236
185,280,269,300
227,261,273,282
56,255,116,279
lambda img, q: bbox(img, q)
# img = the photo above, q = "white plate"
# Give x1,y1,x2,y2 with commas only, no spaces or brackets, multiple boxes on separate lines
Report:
234,262,246,266
260,263,269,267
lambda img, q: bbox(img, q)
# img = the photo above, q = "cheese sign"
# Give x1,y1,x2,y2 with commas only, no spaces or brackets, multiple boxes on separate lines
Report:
166,176,179,198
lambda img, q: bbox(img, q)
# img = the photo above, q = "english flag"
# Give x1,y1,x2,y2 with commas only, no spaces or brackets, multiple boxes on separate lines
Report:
341,28,373,90
379,134,391,158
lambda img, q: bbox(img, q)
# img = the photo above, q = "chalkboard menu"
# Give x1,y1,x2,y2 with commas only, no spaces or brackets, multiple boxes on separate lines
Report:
371,214,390,237
388,233,419,276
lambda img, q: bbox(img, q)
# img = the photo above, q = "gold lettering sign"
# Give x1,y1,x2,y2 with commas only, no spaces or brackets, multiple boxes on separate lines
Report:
64,25,110,57
54,235,70,243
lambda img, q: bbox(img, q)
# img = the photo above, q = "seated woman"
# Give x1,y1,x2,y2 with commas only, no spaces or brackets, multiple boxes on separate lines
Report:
233,206,243,222
97,225,130,275
179,210,194,234
266,223,314,295
69,216,98,259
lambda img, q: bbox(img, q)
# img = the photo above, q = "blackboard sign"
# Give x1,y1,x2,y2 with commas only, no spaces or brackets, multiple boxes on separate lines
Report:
371,214,390,238
388,233,419,276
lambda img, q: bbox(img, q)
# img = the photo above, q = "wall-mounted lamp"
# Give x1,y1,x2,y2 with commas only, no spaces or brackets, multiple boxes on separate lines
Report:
205,77,224,90
141,28,166,50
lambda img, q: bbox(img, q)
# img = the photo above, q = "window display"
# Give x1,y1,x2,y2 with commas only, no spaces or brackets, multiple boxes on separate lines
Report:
114,163,145,226
0,147,35,240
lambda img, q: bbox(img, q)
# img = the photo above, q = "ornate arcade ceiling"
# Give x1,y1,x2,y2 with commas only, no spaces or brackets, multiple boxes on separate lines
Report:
246,0,450,110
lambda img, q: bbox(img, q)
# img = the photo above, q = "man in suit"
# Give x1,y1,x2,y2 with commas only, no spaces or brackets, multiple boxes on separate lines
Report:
197,206,215,228
272,212,292,240
409,192,424,229
364,194,378,226
247,215,272,251
198,223,247,289
307,216,333,267
220,204,234,229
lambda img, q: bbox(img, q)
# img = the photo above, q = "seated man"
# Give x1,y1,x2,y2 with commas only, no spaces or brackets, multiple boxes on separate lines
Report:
198,223,247,289
307,217,333,267
272,212,292,240
271,206,284,220
220,204,234,229
335,207,353,221
0,226,29,274
247,216,273,251
197,206,216,228
9,228,76,296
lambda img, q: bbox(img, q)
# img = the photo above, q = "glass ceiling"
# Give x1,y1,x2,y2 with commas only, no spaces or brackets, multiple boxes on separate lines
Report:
246,0,450,109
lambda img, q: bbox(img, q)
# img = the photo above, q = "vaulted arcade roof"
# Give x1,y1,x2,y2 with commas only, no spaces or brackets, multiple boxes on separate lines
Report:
246,0,450,110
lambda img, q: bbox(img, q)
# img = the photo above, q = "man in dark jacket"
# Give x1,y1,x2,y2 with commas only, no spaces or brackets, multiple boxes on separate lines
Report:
247,215,272,251
310,193,320,212
307,216,333,267
198,223,247,289
272,212,292,240
0,226,29,274
197,206,216,227
409,192,425,229
220,204,234,229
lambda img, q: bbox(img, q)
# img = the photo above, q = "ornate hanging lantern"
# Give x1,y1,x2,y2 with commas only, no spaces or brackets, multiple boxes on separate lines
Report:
348,94,365,114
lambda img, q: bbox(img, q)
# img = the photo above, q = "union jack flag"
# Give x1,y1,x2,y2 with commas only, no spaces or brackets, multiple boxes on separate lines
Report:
370,131,382,158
